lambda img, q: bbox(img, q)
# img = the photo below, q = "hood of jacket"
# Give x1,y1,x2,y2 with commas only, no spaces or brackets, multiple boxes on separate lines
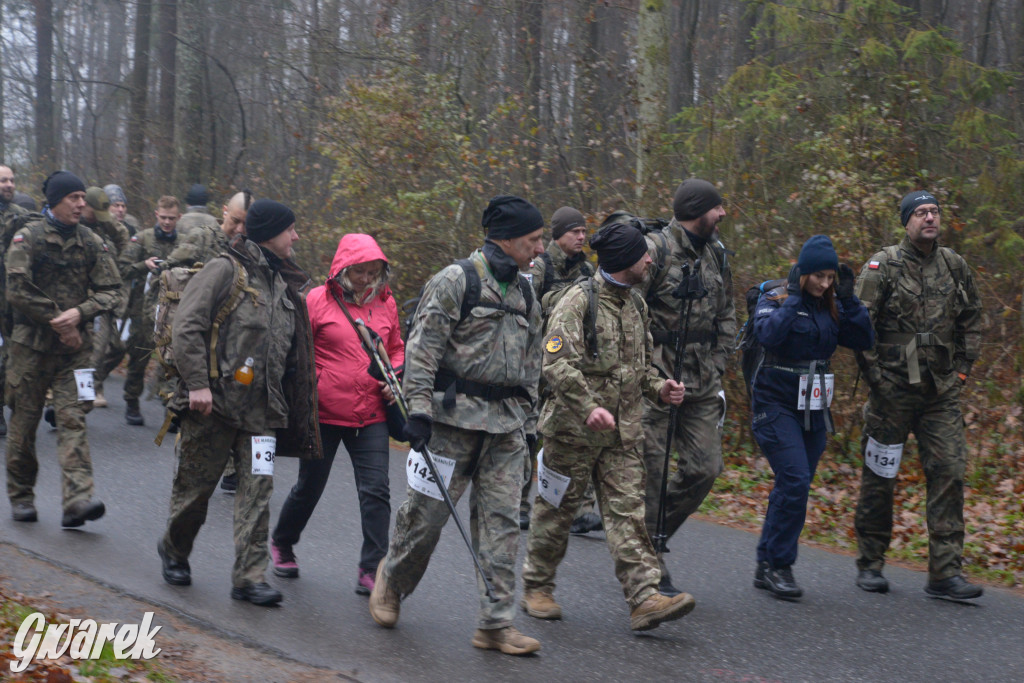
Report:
329,233,389,278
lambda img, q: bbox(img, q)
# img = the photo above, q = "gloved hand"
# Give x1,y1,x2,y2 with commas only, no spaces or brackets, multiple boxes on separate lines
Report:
403,413,433,452
368,356,403,382
525,433,538,456
786,264,802,297
836,263,856,301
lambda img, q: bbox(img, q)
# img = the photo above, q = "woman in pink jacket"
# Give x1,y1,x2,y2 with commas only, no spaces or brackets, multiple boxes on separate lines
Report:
271,233,404,595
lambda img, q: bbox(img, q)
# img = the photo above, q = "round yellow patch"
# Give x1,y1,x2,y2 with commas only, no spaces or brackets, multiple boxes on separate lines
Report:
545,335,563,353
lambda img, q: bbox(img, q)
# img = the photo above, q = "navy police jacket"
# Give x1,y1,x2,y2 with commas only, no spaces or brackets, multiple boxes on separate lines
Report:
751,290,874,431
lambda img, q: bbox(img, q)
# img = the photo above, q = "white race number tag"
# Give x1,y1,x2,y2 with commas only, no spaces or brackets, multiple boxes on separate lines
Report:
406,449,456,501
536,449,572,508
251,435,276,476
864,437,903,479
74,368,96,401
797,373,835,410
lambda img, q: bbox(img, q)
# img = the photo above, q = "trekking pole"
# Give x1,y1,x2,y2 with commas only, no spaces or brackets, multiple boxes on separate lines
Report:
351,317,499,602
652,260,707,555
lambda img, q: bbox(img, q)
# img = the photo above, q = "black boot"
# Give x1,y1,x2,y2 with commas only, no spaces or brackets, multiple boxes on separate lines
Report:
126,399,145,426
756,563,802,600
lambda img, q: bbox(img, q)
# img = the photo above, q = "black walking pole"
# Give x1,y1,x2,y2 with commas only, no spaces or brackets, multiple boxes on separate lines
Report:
350,317,499,602
652,260,707,555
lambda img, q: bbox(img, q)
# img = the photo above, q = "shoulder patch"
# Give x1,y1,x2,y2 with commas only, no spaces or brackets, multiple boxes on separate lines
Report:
545,335,563,353
11,234,23,243
868,260,880,269
131,234,139,241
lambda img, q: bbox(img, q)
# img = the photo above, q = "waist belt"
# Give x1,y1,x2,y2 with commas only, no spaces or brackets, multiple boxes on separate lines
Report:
433,369,530,410
762,355,833,433
877,330,953,385
651,329,717,346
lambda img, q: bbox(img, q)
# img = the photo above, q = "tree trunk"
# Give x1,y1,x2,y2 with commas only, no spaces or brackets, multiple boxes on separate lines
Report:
156,0,178,187
636,0,670,201
127,0,153,207
34,0,57,166
174,0,205,191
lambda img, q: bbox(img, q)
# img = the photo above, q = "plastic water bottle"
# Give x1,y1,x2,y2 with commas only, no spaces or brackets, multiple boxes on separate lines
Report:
234,357,255,385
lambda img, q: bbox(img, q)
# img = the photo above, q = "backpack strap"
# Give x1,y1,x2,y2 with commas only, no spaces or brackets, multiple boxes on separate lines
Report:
539,252,554,297
644,228,672,305
207,255,259,379
578,279,599,361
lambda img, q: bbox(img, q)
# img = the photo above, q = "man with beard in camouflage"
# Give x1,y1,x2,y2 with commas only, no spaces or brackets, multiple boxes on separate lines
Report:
0,165,30,435
521,222,693,631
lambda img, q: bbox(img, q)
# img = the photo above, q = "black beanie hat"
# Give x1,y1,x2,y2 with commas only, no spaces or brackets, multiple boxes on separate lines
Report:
796,235,839,275
481,195,543,240
899,190,939,227
245,199,295,243
590,222,649,273
673,179,722,221
42,171,86,208
185,183,209,206
550,206,586,240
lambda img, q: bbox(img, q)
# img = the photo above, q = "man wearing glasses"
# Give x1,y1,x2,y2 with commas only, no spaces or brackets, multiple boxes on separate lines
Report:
851,191,983,599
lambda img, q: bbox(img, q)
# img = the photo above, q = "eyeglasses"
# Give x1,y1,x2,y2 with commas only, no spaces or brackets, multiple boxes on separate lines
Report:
913,207,940,218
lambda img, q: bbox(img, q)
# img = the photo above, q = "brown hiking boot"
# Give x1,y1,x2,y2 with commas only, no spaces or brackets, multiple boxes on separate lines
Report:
93,386,108,408
368,558,400,628
520,590,562,620
630,591,696,631
471,626,540,655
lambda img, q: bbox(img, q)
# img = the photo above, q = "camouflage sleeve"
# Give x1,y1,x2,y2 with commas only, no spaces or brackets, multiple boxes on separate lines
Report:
161,229,203,271
638,300,666,403
954,254,982,377
118,235,148,281
5,228,60,324
76,235,123,321
172,258,235,391
638,235,663,301
401,265,464,417
711,256,737,379
521,289,544,435
527,257,545,303
541,287,602,421
853,252,887,385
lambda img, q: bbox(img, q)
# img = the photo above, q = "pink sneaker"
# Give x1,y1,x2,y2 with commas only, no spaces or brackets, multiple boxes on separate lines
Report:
355,567,375,596
271,542,299,578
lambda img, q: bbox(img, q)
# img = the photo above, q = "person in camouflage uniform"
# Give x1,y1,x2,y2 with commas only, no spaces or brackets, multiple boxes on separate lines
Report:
369,195,544,656
157,199,320,606
0,164,30,433
117,195,189,424
520,206,597,532
102,184,139,236
852,190,984,600
175,184,220,234
5,171,122,526
82,187,131,408
641,179,736,595
520,223,694,631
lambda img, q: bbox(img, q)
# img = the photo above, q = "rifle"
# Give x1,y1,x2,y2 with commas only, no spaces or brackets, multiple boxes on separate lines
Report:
652,259,708,555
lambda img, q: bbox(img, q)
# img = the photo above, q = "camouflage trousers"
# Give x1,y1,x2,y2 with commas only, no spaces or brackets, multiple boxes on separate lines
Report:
5,343,95,510
91,312,126,386
642,387,725,545
383,422,525,630
161,411,274,588
123,315,152,402
522,435,659,608
855,379,967,581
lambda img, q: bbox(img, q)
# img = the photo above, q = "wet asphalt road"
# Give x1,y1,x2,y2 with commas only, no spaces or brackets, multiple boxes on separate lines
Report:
2,376,1023,682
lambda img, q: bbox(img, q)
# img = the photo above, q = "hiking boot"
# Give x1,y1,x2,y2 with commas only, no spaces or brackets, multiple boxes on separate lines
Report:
521,590,562,620
157,540,191,586
231,582,282,606
471,626,540,655
93,386,108,408
61,499,106,528
12,502,38,522
44,406,56,428
925,575,983,600
630,592,696,631
756,564,802,600
368,559,400,628
355,567,375,596
856,569,890,593
271,542,299,578
125,399,144,426
0,412,7,436
519,509,530,531
570,511,603,535
220,473,238,493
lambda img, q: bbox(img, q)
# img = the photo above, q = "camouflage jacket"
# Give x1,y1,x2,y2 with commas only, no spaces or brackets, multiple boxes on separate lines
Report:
5,217,122,353
528,241,595,315
403,248,543,434
169,237,321,458
160,222,230,271
642,219,736,397
854,236,981,394
176,207,220,234
119,226,187,322
0,201,30,322
84,218,131,259
539,276,664,449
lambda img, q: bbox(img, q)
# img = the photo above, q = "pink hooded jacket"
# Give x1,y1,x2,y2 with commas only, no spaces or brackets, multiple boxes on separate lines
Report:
306,234,405,427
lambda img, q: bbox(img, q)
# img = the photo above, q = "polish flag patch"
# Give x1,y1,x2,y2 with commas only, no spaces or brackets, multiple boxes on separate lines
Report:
12,234,23,243
868,260,880,269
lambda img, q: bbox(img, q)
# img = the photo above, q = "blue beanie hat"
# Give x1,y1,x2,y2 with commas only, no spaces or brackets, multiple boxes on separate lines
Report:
899,190,938,227
797,235,839,275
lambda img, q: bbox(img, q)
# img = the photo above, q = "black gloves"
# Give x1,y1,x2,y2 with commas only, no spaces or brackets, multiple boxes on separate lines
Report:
368,358,403,382
786,264,802,296
836,263,856,301
525,433,538,456
403,413,433,452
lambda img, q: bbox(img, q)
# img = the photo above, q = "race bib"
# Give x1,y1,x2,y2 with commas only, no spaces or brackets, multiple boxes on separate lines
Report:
74,368,96,401
251,435,276,476
797,373,835,410
406,449,456,501
536,449,571,508
864,436,903,479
